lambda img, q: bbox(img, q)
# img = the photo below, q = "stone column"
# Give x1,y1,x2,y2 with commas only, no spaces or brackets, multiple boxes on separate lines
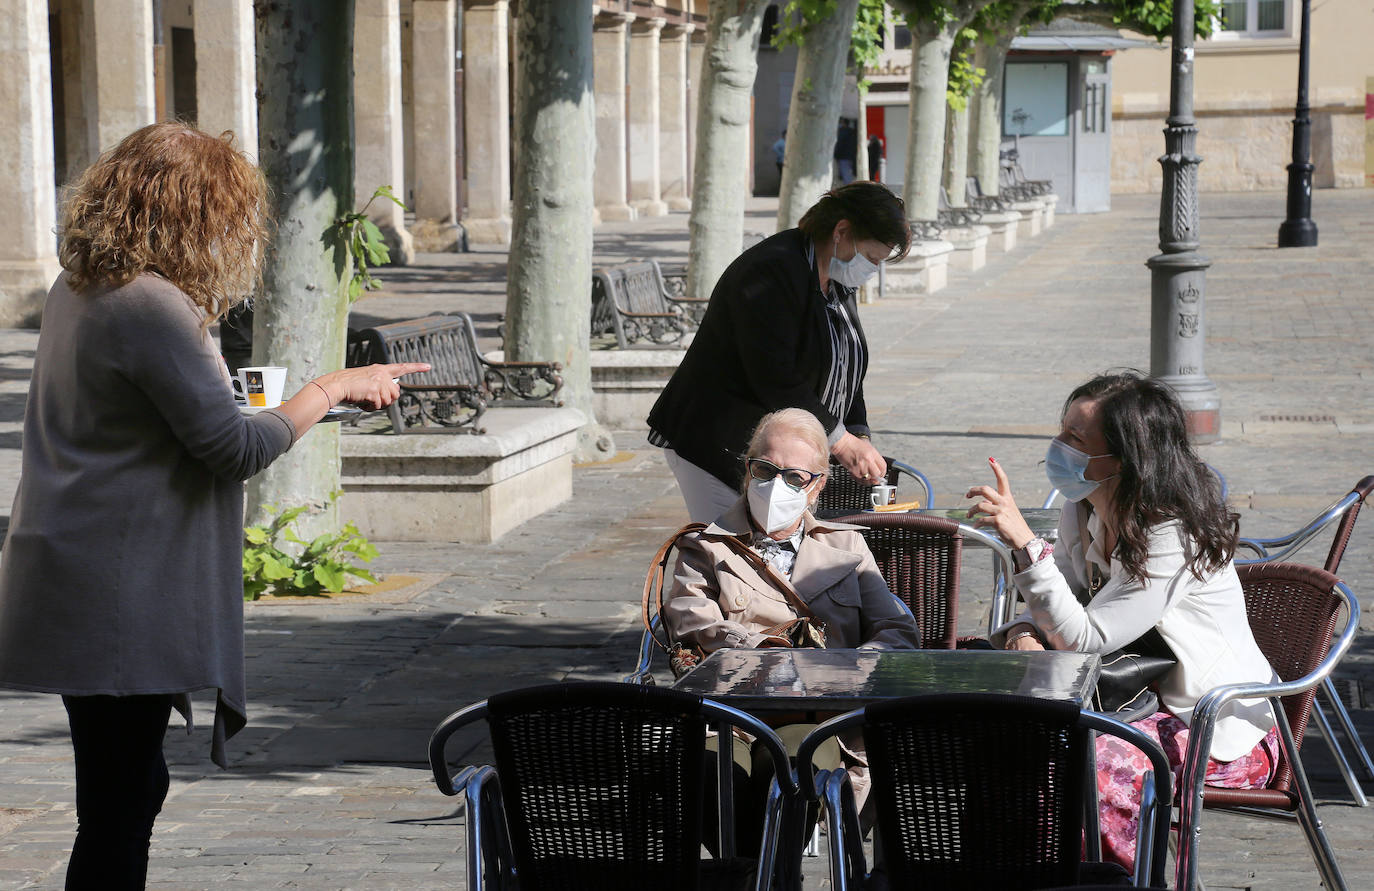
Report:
658,23,691,210
463,0,513,243
193,0,256,159
354,0,415,263
592,11,635,221
0,0,61,326
81,0,155,155
627,16,667,216
686,28,705,192
412,0,464,248
54,0,90,181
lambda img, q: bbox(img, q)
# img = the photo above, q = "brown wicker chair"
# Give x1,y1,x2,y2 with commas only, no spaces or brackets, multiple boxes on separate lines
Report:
826,512,962,650
816,456,933,516
1236,474,1374,806
1174,562,1360,890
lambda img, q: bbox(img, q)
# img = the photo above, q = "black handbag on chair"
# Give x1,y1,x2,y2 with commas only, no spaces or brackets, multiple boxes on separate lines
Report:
1093,627,1177,723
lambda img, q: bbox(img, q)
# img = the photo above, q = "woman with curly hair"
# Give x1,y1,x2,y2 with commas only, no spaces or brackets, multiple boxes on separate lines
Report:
0,122,427,889
964,370,1279,871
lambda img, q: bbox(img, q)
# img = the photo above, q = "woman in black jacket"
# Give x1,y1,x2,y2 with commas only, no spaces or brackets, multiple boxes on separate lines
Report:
647,182,910,521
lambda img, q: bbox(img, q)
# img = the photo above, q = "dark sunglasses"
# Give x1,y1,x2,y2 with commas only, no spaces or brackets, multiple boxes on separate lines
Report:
747,458,824,491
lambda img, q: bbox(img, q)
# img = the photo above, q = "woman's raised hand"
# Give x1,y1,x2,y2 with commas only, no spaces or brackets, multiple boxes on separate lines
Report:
965,457,1036,550
314,362,431,411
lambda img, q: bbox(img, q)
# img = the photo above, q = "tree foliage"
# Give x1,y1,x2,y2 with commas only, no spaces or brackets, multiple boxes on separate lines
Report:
773,0,888,88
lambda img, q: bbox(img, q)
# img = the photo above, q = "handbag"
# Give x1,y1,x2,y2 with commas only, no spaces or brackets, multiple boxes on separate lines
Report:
1092,627,1178,722
642,523,828,679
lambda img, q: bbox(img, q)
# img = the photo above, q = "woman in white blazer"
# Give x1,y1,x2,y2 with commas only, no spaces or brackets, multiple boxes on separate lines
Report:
965,370,1278,871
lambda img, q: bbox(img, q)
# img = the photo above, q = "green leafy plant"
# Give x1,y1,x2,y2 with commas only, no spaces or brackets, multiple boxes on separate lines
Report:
243,491,380,600
331,185,407,302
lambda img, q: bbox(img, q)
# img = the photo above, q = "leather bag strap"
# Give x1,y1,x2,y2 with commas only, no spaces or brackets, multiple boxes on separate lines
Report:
643,522,707,654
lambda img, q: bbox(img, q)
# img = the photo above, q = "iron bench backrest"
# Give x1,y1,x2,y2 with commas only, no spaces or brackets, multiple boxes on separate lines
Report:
352,313,561,433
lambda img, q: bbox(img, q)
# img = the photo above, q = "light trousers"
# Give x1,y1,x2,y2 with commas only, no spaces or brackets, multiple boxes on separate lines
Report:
662,448,741,523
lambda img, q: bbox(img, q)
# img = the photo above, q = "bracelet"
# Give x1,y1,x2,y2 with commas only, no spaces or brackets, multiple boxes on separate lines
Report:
1005,630,1041,647
308,380,334,413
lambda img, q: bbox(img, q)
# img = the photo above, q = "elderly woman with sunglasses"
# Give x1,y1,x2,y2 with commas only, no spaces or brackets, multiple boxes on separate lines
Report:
664,408,918,855
663,408,918,656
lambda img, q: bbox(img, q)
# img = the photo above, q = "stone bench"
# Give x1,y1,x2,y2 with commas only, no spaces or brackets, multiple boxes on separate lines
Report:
879,239,955,295
340,406,584,543
942,224,991,272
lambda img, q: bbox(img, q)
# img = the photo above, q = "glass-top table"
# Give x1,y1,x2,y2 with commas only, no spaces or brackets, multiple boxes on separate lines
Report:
671,647,1100,716
909,507,1061,541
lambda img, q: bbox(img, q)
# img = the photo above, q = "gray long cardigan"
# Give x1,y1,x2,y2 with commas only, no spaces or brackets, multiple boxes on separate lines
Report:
0,274,296,766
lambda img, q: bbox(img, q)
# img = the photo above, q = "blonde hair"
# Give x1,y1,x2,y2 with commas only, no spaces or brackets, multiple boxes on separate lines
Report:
58,122,270,325
745,408,831,481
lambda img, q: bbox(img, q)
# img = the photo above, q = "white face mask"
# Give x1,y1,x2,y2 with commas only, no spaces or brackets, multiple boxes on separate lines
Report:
747,477,811,534
828,233,880,289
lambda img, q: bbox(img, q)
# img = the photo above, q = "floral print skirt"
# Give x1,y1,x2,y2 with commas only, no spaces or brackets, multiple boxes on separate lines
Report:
1095,710,1279,870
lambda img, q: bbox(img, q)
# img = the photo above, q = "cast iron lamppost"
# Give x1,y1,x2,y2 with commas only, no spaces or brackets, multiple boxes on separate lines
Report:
1277,0,1318,247
1147,0,1221,442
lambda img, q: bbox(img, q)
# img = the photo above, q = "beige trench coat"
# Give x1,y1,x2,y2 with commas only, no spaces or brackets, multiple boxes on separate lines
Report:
663,498,919,654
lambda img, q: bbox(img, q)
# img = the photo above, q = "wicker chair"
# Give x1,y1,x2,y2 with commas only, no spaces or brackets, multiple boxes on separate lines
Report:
429,681,798,890
824,512,963,650
794,693,1171,889
1174,562,1360,890
816,456,933,516
1235,474,1374,806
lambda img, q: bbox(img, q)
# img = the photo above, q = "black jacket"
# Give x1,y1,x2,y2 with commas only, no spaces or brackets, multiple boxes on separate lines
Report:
646,228,869,490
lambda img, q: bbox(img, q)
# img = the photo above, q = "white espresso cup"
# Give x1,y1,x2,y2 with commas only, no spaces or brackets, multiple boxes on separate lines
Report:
233,366,288,408
869,484,897,508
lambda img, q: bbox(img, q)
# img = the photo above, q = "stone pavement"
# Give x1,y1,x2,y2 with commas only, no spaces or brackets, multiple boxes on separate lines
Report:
0,189,1371,889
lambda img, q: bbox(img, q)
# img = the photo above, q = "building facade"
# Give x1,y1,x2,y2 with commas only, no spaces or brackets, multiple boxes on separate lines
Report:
2,0,708,323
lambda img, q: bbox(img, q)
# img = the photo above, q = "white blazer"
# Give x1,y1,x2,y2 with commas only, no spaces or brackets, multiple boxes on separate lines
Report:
1005,502,1277,761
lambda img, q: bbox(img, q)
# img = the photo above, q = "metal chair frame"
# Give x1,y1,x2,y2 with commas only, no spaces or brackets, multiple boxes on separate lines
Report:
1234,474,1373,807
1174,566,1359,891
794,697,1172,890
429,682,800,891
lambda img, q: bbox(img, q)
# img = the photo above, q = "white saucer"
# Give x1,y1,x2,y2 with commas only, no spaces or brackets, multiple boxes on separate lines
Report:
237,403,280,415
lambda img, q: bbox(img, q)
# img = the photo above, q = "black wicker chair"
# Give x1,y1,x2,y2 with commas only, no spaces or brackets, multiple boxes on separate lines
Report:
795,693,1172,890
429,680,798,890
816,456,933,516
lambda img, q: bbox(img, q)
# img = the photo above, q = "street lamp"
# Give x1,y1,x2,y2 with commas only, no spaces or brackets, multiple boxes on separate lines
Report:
1277,0,1318,247
1146,0,1221,442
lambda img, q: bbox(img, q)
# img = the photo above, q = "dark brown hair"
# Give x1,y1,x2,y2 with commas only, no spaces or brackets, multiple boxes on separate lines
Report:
798,181,911,262
59,122,270,325
1066,370,1238,584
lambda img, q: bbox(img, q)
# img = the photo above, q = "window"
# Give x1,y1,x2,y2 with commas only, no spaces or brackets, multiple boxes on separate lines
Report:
893,23,912,50
1003,62,1069,137
1216,0,1288,36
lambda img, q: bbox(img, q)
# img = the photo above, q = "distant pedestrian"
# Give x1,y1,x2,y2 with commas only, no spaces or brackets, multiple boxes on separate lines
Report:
867,134,884,182
772,129,786,176
834,119,857,185
0,122,428,890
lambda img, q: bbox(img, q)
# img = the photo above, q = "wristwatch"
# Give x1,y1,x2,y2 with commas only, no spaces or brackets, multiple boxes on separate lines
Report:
1012,537,1049,572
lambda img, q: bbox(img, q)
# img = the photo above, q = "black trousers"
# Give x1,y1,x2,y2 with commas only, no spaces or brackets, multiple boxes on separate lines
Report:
62,694,174,891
